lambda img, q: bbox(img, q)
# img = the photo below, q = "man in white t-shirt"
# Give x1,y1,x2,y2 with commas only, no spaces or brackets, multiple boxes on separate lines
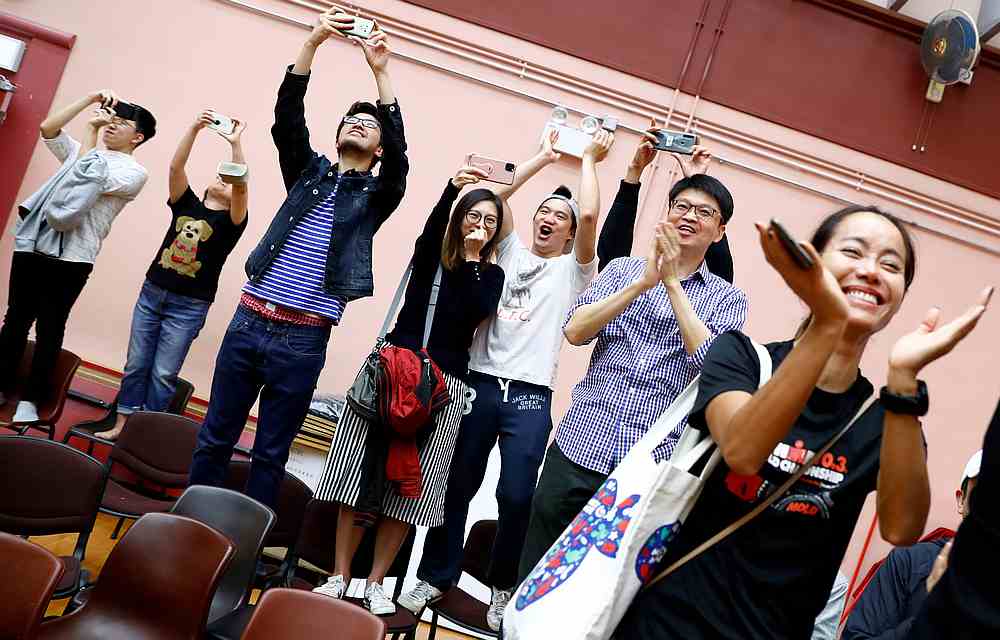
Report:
1,90,152,423
399,129,613,629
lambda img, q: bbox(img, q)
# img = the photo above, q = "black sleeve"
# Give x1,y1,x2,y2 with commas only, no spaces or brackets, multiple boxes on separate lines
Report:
455,262,504,326
371,100,409,230
270,66,318,193
688,331,762,431
842,549,917,640
412,181,460,268
597,180,640,272
167,186,199,212
706,233,735,284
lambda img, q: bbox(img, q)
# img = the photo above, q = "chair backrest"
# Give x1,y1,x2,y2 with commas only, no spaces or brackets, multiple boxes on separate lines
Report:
0,532,64,640
0,436,108,538
4,341,81,422
461,519,499,586
109,411,201,487
170,485,276,624
240,588,383,640
72,513,234,639
295,499,416,583
167,378,195,416
224,460,313,548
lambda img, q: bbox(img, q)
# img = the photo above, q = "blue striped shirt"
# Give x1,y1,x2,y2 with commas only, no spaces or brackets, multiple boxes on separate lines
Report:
554,257,748,474
243,181,346,322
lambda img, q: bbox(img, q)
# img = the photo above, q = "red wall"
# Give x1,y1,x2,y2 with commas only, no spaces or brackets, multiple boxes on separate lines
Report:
0,13,75,230
403,0,1000,202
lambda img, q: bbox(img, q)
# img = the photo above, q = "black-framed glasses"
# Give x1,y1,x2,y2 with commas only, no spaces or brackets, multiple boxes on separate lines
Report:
342,115,380,130
465,210,499,229
670,200,718,222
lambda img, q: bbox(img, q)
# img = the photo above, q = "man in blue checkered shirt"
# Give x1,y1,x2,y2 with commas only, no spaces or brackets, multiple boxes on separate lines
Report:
517,172,748,580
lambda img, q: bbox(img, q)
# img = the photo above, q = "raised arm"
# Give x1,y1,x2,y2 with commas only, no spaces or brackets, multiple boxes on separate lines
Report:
875,286,992,545
169,111,211,203
492,129,561,242
703,222,849,476
40,89,117,140
575,130,613,265
273,10,349,191
218,119,249,225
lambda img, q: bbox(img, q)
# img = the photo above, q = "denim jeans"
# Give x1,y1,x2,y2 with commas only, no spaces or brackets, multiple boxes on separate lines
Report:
188,305,331,508
117,279,210,414
417,371,553,591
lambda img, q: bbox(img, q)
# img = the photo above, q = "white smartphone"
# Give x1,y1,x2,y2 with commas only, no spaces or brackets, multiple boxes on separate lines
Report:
334,13,376,39
541,122,592,158
207,111,235,136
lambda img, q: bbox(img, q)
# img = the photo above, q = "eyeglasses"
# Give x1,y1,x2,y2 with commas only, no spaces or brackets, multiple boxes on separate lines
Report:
670,200,718,222
342,115,380,130
465,210,499,229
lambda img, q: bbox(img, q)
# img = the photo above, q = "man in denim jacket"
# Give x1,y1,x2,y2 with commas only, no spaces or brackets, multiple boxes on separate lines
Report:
189,8,408,509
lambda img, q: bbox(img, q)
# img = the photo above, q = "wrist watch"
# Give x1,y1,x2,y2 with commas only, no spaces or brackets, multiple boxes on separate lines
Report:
879,380,929,416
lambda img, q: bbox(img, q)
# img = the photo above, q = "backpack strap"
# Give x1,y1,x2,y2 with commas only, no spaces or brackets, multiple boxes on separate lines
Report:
422,264,444,349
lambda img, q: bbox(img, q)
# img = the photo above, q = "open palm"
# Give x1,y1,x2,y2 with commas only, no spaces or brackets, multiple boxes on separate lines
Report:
889,286,992,376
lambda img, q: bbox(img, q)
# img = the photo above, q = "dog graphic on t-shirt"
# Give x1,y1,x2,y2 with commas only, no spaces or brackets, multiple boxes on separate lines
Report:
160,216,213,277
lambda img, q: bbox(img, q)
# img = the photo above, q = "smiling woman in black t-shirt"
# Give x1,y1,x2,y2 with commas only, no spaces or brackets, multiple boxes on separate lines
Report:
616,206,992,640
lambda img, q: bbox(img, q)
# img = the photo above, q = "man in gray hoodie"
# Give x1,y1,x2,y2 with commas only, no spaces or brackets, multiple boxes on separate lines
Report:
0,89,153,423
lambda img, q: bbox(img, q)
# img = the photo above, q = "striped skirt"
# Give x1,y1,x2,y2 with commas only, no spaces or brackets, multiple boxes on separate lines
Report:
315,372,468,528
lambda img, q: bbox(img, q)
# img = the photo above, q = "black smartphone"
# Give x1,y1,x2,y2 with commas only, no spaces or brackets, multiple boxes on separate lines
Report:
652,129,698,155
769,219,814,269
112,101,138,121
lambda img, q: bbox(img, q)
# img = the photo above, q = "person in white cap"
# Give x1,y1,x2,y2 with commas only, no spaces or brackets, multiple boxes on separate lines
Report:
841,449,982,639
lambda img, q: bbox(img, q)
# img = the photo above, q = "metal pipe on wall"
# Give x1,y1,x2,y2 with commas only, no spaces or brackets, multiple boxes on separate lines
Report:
213,0,1000,257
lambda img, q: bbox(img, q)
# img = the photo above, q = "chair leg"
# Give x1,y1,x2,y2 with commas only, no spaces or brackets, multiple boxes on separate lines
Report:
428,611,439,640
110,517,126,539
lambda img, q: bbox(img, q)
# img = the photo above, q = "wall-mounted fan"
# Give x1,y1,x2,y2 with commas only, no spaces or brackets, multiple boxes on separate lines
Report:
920,9,980,103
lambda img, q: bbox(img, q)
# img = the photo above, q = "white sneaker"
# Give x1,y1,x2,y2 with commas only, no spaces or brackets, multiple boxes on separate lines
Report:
364,581,396,616
397,580,443,614
486,587,511,632
312,574,347,599
13,401,39,424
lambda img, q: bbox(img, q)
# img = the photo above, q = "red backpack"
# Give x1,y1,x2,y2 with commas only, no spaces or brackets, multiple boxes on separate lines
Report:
377,345,450,436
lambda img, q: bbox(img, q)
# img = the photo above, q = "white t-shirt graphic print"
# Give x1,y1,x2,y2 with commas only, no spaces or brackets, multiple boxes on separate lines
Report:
468,232,596,389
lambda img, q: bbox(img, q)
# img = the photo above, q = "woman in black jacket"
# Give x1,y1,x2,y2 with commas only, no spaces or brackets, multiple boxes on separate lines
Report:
313,163,505,615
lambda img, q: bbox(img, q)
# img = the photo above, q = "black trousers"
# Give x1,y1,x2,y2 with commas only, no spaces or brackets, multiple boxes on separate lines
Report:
0,252,92,402
517,441,607,584
909,396,1000,639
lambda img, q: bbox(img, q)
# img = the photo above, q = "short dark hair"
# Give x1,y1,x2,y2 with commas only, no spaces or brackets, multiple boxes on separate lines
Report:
336,101,383,168
669,174,734,223
441,188,504,270
131,104,156,147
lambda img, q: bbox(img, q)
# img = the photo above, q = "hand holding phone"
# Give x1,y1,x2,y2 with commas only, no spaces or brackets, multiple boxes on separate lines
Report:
769,219,814,269
206,111,236,136
464,154,516,185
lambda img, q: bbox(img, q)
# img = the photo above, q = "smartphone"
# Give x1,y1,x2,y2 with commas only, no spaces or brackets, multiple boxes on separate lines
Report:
207,111,235,136
334,13,376,39
601,116,618,132
111,101,138,121
769,219,814,269
466,154,516,185
652,129,698,155
540,123,590,158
